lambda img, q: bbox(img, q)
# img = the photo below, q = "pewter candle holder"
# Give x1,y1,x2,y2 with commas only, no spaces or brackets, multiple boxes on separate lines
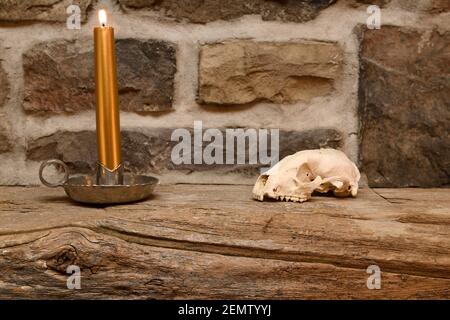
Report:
38,9,158,205
39,160,158,205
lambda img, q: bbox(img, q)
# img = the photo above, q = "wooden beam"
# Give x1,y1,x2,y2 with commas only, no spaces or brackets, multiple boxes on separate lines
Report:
0,186,449,299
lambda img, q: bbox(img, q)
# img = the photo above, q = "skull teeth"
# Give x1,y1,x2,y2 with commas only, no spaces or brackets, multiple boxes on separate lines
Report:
276,195,294,202
252,193,264,201
274,195,308,203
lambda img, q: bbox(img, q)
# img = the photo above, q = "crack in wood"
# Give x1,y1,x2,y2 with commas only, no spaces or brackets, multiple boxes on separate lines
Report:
93,225,450,280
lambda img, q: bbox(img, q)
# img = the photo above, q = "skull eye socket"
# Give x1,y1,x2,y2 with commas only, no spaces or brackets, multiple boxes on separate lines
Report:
259,175,269,186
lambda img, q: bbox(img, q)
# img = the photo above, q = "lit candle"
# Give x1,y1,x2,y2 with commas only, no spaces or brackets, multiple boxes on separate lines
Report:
94,9,123,185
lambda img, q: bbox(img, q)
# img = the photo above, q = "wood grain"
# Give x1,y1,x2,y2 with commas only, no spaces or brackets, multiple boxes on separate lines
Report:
0,185,449,299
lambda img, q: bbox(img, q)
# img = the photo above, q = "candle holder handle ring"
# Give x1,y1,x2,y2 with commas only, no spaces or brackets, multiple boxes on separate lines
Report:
39,159,70,188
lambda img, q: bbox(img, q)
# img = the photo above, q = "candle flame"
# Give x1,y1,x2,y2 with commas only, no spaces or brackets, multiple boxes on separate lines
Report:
98,9,107,27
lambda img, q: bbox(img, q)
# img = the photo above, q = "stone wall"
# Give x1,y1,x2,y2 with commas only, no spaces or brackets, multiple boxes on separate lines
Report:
0,0,448,186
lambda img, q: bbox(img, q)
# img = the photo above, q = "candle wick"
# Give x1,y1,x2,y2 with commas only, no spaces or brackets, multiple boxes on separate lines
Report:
101,23,106,27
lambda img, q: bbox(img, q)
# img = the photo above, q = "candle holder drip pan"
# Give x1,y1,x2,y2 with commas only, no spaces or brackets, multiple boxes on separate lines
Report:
39,159,158,205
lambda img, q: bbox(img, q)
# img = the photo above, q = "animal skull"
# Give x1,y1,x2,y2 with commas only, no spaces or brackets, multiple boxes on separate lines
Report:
252,149,360,203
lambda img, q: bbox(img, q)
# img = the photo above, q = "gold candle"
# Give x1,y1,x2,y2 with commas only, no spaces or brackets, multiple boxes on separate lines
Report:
94,9,122,184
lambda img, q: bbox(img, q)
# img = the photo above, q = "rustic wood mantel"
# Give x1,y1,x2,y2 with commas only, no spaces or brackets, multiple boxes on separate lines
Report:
0,185,449,299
